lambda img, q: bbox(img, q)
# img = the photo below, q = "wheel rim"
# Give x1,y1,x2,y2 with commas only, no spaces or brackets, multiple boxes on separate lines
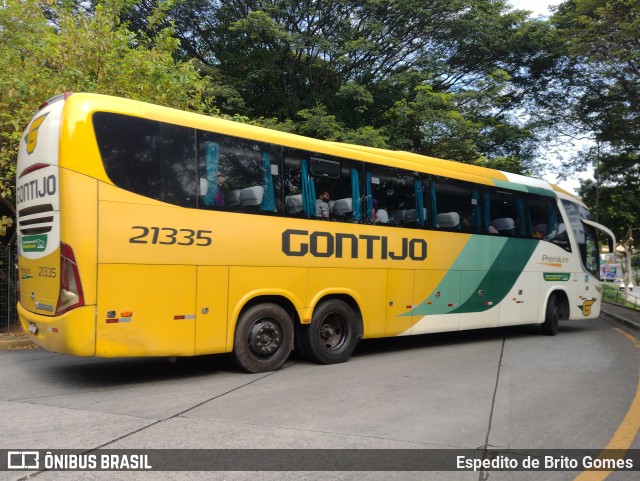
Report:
554,305,563,323
319,313,348,351
248,318,283,358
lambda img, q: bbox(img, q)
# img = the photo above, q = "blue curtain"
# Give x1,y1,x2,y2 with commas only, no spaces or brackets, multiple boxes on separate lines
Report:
414,178,425,226
259,152,276,212
203,142,219,206
301,158,316,217
429,180,438,227
309,174,316,217
365,172,373,222
351,168,361,222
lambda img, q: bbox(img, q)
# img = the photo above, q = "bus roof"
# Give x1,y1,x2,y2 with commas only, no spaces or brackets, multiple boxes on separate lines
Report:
62,93,558,196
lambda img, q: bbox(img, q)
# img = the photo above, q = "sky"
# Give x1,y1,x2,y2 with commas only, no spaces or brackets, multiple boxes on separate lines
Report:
508,0,591,194
510,0,563,18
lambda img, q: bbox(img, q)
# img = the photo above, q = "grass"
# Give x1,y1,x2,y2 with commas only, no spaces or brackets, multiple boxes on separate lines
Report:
602,282,640,311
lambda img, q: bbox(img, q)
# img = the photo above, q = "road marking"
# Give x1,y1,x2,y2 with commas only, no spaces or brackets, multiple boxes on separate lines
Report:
573,328,640,481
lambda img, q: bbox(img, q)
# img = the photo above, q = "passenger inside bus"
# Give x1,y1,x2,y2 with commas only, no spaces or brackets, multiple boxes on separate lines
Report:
213,173,226,207
374,205,389,224
316,191,331,219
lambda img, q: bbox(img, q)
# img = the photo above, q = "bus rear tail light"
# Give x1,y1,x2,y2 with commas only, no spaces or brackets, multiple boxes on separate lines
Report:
18,162,50,179
56,242,84,315
38,92,73,111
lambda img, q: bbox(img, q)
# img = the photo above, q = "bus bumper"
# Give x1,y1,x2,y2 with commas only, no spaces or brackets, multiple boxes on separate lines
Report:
18,303,96,356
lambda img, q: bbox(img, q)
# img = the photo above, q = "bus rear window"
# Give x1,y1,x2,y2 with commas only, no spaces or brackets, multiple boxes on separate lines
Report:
93,112,197,207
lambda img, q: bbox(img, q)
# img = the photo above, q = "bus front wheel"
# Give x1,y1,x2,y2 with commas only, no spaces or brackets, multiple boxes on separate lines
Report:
231,303,294,373
541,293,562,336
297,299,359,365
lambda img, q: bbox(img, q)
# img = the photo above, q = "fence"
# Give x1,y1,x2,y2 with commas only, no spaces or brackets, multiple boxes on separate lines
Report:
602,282,640,311
0,245,18,332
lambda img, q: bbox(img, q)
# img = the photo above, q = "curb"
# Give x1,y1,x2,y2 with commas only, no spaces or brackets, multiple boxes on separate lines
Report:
601,308,640,331
0,338,35,349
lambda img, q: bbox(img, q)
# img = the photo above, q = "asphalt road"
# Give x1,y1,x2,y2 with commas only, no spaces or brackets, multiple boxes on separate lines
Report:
1,315,639,481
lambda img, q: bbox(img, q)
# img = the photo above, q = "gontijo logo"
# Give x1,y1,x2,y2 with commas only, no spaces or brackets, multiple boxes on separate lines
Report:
16,174,56,203
282,229,427,260
25,113,48,155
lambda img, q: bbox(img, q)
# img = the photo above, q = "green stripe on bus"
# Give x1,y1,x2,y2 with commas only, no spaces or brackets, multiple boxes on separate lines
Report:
406,236,538,316
452,238,538,314
526,186,556,198
408,236,506,316
492,179,556,198
492,179,528,193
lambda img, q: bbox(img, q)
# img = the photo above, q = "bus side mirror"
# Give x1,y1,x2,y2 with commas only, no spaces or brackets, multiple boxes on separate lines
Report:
582,219,616,255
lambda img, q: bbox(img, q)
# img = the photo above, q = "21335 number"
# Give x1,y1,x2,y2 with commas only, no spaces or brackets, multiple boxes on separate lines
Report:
129,226,213,246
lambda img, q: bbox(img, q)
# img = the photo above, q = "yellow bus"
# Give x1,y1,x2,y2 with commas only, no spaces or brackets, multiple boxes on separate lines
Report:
16,93,615,372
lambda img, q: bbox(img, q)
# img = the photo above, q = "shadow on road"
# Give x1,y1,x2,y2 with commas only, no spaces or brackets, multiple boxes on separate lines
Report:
349,321,593,359
37,353,238,388
30,321,598,388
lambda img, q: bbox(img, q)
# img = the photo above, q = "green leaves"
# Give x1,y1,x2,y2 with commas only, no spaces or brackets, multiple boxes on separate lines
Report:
154,0,541,172
0,0,217,243
549,0,640,244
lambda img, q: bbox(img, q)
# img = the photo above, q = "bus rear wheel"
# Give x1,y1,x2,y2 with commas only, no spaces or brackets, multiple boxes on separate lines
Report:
541,293,563,336
298,299,359,365
231,303,293,373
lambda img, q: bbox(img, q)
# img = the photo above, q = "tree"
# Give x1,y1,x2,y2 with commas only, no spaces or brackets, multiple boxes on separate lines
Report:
554,0,640,152
122,0,551,172
550,0,640,255
578,158,640,286
0,0,215,245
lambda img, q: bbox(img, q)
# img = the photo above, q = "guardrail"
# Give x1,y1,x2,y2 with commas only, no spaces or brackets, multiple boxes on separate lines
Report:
602,282,640,311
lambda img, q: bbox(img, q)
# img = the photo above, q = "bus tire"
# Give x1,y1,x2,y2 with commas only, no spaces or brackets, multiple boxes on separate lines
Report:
231,303,293,373
299,299,359,365
541,293,561,336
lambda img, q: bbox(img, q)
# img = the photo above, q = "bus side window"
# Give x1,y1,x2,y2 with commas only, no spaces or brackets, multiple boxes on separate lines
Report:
283,151,349,220
365,166,424,228
528,195,550,239
309,156,363,223
196,132,281,215
95,113,198,208
431,177,481,233
533,195,571,252
484,189,523,237
283,152,306,217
